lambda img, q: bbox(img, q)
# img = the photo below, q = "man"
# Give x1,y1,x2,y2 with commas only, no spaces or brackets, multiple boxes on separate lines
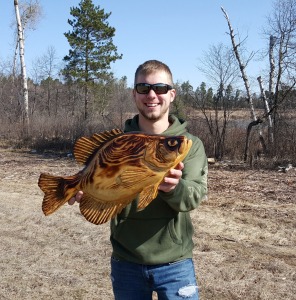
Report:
69,60,208,299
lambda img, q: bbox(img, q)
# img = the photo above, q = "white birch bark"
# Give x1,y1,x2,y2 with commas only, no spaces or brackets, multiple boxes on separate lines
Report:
221,7,259,125
14,0,29,133
269,35,276,97
257,76,274,143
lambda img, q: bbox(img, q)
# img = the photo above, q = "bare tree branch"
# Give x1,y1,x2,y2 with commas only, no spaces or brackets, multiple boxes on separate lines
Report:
221,7,257,120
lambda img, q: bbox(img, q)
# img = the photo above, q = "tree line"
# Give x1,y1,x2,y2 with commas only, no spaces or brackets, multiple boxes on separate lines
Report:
1,0,295,166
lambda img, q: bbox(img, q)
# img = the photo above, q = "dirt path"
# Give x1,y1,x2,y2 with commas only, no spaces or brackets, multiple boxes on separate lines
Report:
0,150,295,299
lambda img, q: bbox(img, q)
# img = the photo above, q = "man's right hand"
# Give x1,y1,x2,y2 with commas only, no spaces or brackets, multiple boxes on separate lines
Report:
68,191,83,205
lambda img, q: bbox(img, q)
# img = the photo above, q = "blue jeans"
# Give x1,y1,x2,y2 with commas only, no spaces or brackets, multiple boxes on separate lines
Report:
110,257,199,300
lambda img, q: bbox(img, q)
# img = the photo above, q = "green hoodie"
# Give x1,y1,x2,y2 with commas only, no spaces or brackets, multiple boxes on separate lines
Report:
110,114,208,265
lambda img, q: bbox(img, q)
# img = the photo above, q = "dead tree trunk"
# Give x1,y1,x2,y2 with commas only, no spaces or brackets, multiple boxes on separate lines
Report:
269,35,276,100
221,7,265,162
257,76,274,144
14,0,29,135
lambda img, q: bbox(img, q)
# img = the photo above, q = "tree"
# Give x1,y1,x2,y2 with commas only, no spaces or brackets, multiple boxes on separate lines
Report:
32,46,59,116
13,0,42,77
195,82,214,109
221,7,267,162
198,43,240,91
13,0,42,135
222,3,296,163
174,81,194,118
196,43,240,160
108,76,135,128
264,0,296,133
14,0,29,134
63,0,122,120
195,82,236,159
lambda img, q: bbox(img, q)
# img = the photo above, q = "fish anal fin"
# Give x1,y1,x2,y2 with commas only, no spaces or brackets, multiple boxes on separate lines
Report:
79,194,127,225
138,185,159,210
74,129,124,165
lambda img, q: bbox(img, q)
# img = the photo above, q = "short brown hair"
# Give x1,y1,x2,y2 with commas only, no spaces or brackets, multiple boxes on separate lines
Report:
134,60,173,85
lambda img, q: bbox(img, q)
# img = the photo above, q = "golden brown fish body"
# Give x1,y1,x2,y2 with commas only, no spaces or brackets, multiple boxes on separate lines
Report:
38,129,192,225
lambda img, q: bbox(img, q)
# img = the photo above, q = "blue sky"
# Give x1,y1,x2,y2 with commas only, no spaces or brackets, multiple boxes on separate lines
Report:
1,0,274,92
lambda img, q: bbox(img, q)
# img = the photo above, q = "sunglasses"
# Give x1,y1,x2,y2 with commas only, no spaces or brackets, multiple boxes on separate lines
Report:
134,83,173,95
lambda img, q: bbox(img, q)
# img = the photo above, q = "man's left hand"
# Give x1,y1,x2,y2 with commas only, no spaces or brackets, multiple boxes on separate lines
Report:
158,162,184,193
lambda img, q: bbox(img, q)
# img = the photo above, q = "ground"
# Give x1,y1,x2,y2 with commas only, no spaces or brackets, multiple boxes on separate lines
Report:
0,149,295,300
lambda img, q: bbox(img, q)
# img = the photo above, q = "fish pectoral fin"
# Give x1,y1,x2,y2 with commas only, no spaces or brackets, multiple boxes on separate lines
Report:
79,194,127,225
119,168,154,187
137,185,159,210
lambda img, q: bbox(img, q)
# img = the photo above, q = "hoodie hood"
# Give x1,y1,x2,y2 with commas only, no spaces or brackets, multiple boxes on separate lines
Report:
124,114,188,136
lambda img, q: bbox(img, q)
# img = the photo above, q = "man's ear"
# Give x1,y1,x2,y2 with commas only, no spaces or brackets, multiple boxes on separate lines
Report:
170,89,176,103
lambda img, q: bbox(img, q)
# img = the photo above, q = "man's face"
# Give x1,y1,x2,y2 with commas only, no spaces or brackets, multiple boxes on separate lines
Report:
133,71,176,122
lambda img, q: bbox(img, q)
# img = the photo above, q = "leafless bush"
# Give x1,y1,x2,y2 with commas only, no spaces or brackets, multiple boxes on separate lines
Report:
1,104,295,166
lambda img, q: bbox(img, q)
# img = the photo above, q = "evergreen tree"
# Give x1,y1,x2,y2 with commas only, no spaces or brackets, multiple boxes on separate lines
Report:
63,0,122,119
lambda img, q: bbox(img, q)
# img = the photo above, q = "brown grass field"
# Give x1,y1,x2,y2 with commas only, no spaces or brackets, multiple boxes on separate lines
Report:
0,149,295,299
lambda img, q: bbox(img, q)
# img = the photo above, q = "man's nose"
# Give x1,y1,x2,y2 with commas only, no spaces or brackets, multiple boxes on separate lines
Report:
146,88,157,98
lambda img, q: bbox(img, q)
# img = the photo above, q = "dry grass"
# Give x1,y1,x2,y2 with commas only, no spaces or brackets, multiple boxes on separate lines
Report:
0,149,295,299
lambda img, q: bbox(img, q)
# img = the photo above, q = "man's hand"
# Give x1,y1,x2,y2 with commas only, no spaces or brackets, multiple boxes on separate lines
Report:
68,190,83,205
158,162,184,193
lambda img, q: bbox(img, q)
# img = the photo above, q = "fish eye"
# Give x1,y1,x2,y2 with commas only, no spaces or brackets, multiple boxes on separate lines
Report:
165,138,179,150
167,139,178,147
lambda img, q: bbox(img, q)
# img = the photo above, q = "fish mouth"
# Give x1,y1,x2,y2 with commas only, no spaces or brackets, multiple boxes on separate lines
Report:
179,138,192,155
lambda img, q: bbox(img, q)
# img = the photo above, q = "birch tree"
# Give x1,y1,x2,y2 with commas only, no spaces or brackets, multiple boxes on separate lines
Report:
13,0,42,134
257,0,296,156
14,0,29,134
13,0,42,76
222,2,296,162
257,76,273,143
264,0,296,119
221,7,266,162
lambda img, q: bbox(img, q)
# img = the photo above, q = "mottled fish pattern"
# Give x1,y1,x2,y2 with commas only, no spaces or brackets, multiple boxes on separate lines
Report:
38,129,192,225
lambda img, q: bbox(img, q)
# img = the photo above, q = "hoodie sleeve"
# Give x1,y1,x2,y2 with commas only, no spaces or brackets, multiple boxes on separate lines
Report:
159,136,208,212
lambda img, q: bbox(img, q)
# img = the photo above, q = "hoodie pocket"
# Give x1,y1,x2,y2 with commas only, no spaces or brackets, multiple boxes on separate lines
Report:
167,216,183,245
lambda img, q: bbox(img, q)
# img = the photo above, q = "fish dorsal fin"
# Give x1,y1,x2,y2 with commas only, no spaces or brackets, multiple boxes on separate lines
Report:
137,185,159,210
74,129,123,165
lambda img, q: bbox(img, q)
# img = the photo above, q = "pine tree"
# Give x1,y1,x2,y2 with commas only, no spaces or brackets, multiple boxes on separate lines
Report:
63,0,122,119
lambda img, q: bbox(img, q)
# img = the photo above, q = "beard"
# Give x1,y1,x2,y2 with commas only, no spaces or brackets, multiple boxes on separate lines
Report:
137,105,170,122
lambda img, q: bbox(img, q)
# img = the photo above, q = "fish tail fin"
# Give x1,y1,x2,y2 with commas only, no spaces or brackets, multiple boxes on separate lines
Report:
38,173,79,216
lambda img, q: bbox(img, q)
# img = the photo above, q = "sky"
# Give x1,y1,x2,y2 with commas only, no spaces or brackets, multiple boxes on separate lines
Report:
0,0,275,92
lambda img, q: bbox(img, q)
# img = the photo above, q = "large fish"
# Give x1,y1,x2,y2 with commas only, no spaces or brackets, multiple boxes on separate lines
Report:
38,129,192,225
